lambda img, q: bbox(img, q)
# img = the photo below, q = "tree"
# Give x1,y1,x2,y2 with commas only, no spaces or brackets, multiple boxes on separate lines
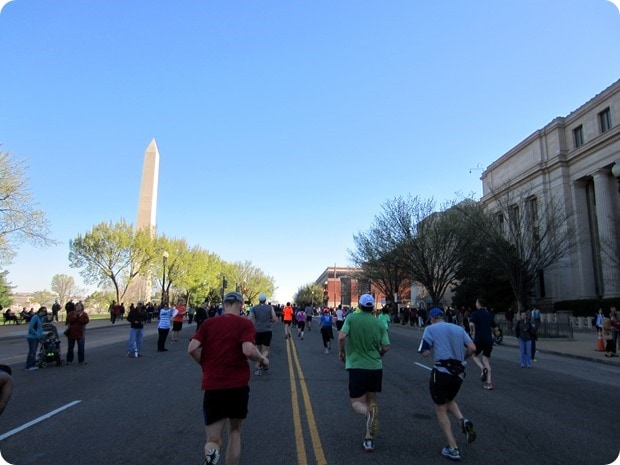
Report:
349,229,411,305
359,195,474,306
294,283,325,308
84,290,116,314
450,240,514,312
51,274,76,306
231,260,275,305
455,189,574,311
68,220,156,305
0,270,13,308
0,149,56,264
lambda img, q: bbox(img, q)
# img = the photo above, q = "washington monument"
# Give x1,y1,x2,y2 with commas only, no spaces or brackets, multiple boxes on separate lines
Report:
137,139,160,232
134,139,160,302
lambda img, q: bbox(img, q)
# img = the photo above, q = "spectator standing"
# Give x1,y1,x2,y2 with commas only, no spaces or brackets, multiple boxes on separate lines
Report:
51,299,61,322
146,302,155,324
338,294,390,452
127,301,147,358
171,301,187,343
188,292,268,465
25,307,47,370
611,305,620,354
109,301,119,324
157,304,176,352
602,310,617,357
595,308,604,334
65,301,90,365
515,312,534,368
418,307,477,461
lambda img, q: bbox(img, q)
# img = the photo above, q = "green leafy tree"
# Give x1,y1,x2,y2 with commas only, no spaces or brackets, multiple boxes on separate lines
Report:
231,260,275,305
51,274,76,306
0,270,13,308
68,220,156,305
293,283,325,308
84,290,116,314
0,149,56,264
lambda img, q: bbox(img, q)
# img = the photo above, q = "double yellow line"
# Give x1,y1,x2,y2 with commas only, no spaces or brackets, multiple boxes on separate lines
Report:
285,337,328,465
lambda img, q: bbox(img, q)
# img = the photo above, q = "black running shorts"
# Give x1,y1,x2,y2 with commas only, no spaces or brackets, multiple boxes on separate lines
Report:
203,386,250,425
429,369,463,405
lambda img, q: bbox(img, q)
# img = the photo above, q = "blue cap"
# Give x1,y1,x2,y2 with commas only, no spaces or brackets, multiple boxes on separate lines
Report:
429,307,445,319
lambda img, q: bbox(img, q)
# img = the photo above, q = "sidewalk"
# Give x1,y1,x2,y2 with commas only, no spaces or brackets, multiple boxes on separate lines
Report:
0,317,135,341
393,323,620,367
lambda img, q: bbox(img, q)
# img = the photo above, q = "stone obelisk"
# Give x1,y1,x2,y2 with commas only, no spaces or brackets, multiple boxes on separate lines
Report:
134,139,160,302
136,139,160,232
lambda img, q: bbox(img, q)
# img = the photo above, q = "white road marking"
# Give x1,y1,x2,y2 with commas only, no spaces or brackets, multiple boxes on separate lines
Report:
415,361,432,371
0,400,82,441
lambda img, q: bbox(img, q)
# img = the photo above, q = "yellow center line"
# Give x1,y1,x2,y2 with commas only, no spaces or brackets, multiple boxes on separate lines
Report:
286,337,308,465
289,338,328,465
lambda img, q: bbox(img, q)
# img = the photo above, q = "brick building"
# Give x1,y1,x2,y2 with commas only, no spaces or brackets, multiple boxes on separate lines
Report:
314,266,387,308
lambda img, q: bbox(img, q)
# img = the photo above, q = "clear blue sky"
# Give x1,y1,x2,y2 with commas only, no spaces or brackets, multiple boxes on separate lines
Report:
1,0,619,303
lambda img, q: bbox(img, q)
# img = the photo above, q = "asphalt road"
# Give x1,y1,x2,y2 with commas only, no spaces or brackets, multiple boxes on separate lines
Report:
1,321,619,465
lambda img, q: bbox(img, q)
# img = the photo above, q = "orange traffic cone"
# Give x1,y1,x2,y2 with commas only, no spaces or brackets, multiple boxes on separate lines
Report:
596,332,605,351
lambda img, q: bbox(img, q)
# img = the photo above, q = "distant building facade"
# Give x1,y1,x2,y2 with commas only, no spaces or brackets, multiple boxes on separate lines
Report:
314,266,387,308
481,79,620,304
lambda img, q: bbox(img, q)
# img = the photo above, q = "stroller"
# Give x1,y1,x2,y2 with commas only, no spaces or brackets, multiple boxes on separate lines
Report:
37,323,64,368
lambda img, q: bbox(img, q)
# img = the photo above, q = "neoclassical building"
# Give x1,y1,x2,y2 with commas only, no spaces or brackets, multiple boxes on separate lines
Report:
481,79,620,303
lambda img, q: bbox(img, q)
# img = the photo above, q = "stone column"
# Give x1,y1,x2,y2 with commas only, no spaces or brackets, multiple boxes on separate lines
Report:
593,169,620,297
570,181,596,298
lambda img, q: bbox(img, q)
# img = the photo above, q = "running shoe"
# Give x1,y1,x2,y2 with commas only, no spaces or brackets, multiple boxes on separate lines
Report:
441,446,460,461
480,368,488,382
254,369,262,376
202,448,220,465
367,402,379,436
483,383,494,390
362,439,374,452
461,418,476,443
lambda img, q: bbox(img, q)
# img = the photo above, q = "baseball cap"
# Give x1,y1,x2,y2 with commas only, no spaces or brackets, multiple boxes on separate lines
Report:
223,292,243,303
429,307,445,319
359,294,375,308
259,293,267,302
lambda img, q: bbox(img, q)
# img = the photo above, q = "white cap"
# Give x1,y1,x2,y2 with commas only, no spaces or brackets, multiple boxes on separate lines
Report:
259,293,267,302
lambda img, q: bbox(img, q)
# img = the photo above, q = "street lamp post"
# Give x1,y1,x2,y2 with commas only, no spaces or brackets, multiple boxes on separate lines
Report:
161,251,169,307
